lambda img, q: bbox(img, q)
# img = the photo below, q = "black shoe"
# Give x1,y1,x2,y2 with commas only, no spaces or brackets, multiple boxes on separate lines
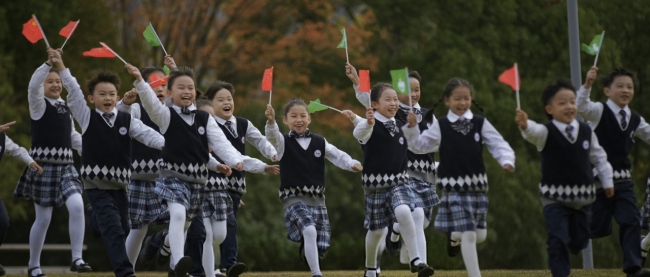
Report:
569,247,581,255
27,267,46,277
167,268,174,277
70,258,92,273
0,264,5,277
446,232,460,257
173,256,192,277
628,268,650,277
410,259,434,277
140,229,168,266
226,262,246,277
385,222,401,256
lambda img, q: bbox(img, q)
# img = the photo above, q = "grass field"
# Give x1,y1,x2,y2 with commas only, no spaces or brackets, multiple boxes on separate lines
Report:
2,269,627,276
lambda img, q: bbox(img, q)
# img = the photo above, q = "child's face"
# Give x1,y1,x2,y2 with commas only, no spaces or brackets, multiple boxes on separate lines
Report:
198,105,215,116
444,86,472,116
372,88,399,118
545,88,577,124
212,89,234,120
148,71,167,103
397,77,421,106
44,72,62,99
167,76,196,107
282,104,311,134
88,82,120,113
604,76,634,108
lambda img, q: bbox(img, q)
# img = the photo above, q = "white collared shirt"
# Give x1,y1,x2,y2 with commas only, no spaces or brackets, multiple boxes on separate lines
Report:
3,134,35,166
353,111,397,144
214,115,277,161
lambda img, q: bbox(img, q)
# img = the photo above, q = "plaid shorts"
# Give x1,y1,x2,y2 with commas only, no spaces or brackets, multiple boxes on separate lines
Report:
409,177,440,221
13,163,83,207
155,178,204,220
364,184,415,231
201,190,233,221
128,180,169,229
284,202,331,254
435,191,488,232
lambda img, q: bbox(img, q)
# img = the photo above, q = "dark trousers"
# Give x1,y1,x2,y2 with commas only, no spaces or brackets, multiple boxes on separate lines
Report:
543,203,591,277
220,191,242,269
0,197,9,248
186,216,206,275
590,181,643,274
86,189,133,277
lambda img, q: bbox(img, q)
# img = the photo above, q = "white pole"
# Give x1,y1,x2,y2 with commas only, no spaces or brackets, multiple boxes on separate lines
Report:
515,63,520,110
150,23,168,56
344,29,349,64
593,30,605,67
32,15,50,48
60,20,79,50
100,42,127,64
268,90,272,106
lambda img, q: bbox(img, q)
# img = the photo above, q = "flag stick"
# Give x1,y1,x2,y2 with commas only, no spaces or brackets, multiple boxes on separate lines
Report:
60,20,80,50
593,30,605,67
344,29,349,64
149,23,168,56
515,63,520,110
269,90,272,106
99,42,127,64
310,101,342,113
32,15,50,48
406,67,413,110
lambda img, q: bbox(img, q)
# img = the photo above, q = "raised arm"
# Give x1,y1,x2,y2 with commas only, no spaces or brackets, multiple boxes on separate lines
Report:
54,49,92,134
576,67,604,124
324,140,362,172
28,63,52,120
245,120,278,161
129,117,165,150
516,110,549,152
131,65,171,133
353,108,376,144
264,105,285,160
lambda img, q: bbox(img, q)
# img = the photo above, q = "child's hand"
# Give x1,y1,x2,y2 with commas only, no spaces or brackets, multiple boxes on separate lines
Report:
47,48,65,70
217,164,232,177
584,66,598,89
604,187,614,198
515,109,528,130
503,164,514,173
345,63,360,86
164,55,177,71
122,88,138,105
341,110,356,121
239,200,245,208
407,111,417,128
351,163,363,172
125,64,143,82
366,108,374,125
265,105,276,124
30,162,44,175
264,165,280,175
234,162,244,171
0,121,16,133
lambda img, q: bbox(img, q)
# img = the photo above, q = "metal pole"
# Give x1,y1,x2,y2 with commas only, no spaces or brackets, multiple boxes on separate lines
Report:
567,0,594,269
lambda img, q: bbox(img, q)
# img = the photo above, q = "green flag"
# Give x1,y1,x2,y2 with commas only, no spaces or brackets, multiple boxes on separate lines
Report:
308,99,329,113
143,24,161,47
390,68,410,94
337,28,347,49
163,65,171,75
581,34,602,55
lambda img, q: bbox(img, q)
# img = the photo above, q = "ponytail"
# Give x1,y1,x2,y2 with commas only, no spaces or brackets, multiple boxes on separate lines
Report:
425,97,444,124
471,100,484,114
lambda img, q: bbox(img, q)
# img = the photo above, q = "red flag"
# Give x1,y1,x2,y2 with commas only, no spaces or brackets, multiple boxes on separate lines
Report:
59,21,77,38
358,70,370,92
499,64,520,91
22,18,44,43
261,67,273,91
83,47,116,58
148,74,169,89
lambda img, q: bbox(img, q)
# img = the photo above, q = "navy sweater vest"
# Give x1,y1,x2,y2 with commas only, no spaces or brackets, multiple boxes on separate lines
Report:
160,108,210,184
540,122,595,202
30,99,74,164
80,111,132,184
279,133,326,201
130,105,162,181
206,117,248,192
594,104,640,181
437,116,488,192
396,107,436,180
362,122,409,190
0,133,5,162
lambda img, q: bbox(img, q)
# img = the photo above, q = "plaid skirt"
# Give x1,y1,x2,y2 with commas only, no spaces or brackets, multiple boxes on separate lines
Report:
201,190,233,221
13,163,83,207
435,191,488,232
128,180,169,229
409,177,440,221
155,177,204,220
284,202,331,254
364,184,415,231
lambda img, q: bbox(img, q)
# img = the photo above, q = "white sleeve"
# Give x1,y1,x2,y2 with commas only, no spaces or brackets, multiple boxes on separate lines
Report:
61,68,91,134
245,120,277,160
4,135,35,166
634,116,650,144
206,116,243,167
481,119,515,167
402,120,440,154
324,140,359,171
134,79,170,133
70,119,82,155
207,154,220,171
117,100,141,119
351,115,365,126
520,120,549,152
28,63,51,120
576,86,604,127
589,132,613,189
354,84,371,109
129,117,165,150
242,155,268,174
264,121,285,160
353,120,374,144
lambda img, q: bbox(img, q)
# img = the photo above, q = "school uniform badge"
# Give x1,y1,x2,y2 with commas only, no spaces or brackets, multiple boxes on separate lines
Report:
399,137,404,145
582,140,589,149
241,137,245,144
119,127,128,135
314,150,322,157
198,126,205,135
474,133,480,142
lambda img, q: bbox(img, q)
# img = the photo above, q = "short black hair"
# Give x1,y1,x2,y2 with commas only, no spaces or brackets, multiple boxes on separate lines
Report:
541,79,575,119
204,81,235,101
86,71,120,95
601,68,635,88
140,66,165,82
283,98,308,116
195,98,213,109
409,71,421,82
167,66,195,90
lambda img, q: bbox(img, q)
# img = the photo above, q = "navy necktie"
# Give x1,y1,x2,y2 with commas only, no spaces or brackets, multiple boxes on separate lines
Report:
102,112,115,127
225,121,237,137
181,106,196,115
620,110,628,129
565,124,575,142
289,130,311,138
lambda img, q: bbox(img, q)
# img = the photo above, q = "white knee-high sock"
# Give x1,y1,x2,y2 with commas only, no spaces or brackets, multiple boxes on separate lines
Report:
412,208,427,263
393,204,420,265
364,229,386,277
202,218,216,277
643,235,650,252
29,204,53,274
65,194,85,263
461,231,481,277
168,203,187,268
423,218,431,229
302,225,322,276
399,243,409,264
125,226,149,268
211,219,227,246
476,229,487,244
